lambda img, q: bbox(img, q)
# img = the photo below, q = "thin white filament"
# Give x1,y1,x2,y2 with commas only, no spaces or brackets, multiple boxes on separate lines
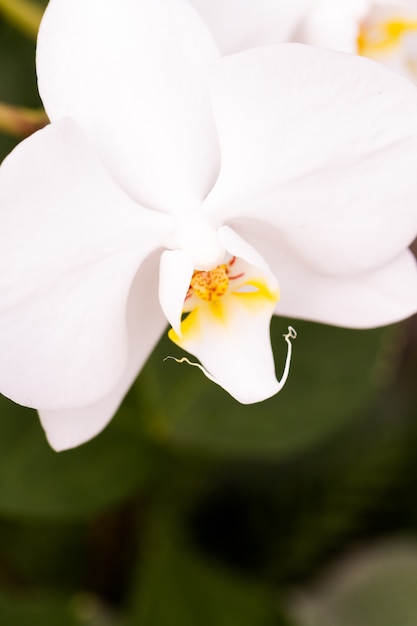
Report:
277,326,297,392
163,325,297,396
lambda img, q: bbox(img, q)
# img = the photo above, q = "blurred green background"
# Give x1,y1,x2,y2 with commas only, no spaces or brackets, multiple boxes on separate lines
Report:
1,3,417,624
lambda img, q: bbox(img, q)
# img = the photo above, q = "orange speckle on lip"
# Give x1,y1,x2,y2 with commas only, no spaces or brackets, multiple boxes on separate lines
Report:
190,264,229,302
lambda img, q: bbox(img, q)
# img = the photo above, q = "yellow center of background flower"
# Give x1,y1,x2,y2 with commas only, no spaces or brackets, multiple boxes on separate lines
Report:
191,265,229,301
357,17,417,55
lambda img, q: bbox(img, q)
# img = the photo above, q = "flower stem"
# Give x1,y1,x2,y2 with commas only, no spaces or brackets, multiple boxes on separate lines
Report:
0,0,43,39
0,102,48,138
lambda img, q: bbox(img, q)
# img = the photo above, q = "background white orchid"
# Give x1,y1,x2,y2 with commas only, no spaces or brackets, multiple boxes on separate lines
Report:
187,0,309,53
295,0,417,82
1,0,417,451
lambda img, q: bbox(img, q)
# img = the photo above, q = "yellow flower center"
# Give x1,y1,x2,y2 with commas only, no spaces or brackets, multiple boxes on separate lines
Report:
357,16,417,56
190,265,229,301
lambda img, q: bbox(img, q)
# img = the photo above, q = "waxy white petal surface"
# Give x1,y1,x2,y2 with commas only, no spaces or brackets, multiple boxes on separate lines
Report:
0,119,170,410
188,0,309,53
37,0,220,213
232,219,417,328
159,249,194,336
204,44,417,276
39,252,167,451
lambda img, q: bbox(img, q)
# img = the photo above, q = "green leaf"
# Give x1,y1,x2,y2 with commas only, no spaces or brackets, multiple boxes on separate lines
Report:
0,592,83,626
0,392,154,520
0,20,40,108
140,317,392,459
0,19,42,157
131,534,287,626
291,541,417,626
0,517,84,588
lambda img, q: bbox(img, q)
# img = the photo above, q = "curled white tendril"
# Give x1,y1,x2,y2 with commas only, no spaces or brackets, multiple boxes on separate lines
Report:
164,325,297,398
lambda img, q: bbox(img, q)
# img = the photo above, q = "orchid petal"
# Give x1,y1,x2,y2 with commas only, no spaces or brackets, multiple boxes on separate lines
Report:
39,252,167,451
188,0,309,53
168,260,288,404
233,218,417,328
37,0,220,213
0,119,170,410
204,44,417,275
217,225,275,274
371,0,417,7
275,249,417,328
159,249,194,336
296,0,368,53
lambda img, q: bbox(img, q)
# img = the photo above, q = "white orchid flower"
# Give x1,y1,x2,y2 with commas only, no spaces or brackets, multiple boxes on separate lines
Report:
186,0,310,53
1,0,417,451
296,0,417,82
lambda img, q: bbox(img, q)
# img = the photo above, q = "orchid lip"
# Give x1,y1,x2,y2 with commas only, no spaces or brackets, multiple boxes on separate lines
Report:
165,249,289,403
164,324,297,404
186,256,248,303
